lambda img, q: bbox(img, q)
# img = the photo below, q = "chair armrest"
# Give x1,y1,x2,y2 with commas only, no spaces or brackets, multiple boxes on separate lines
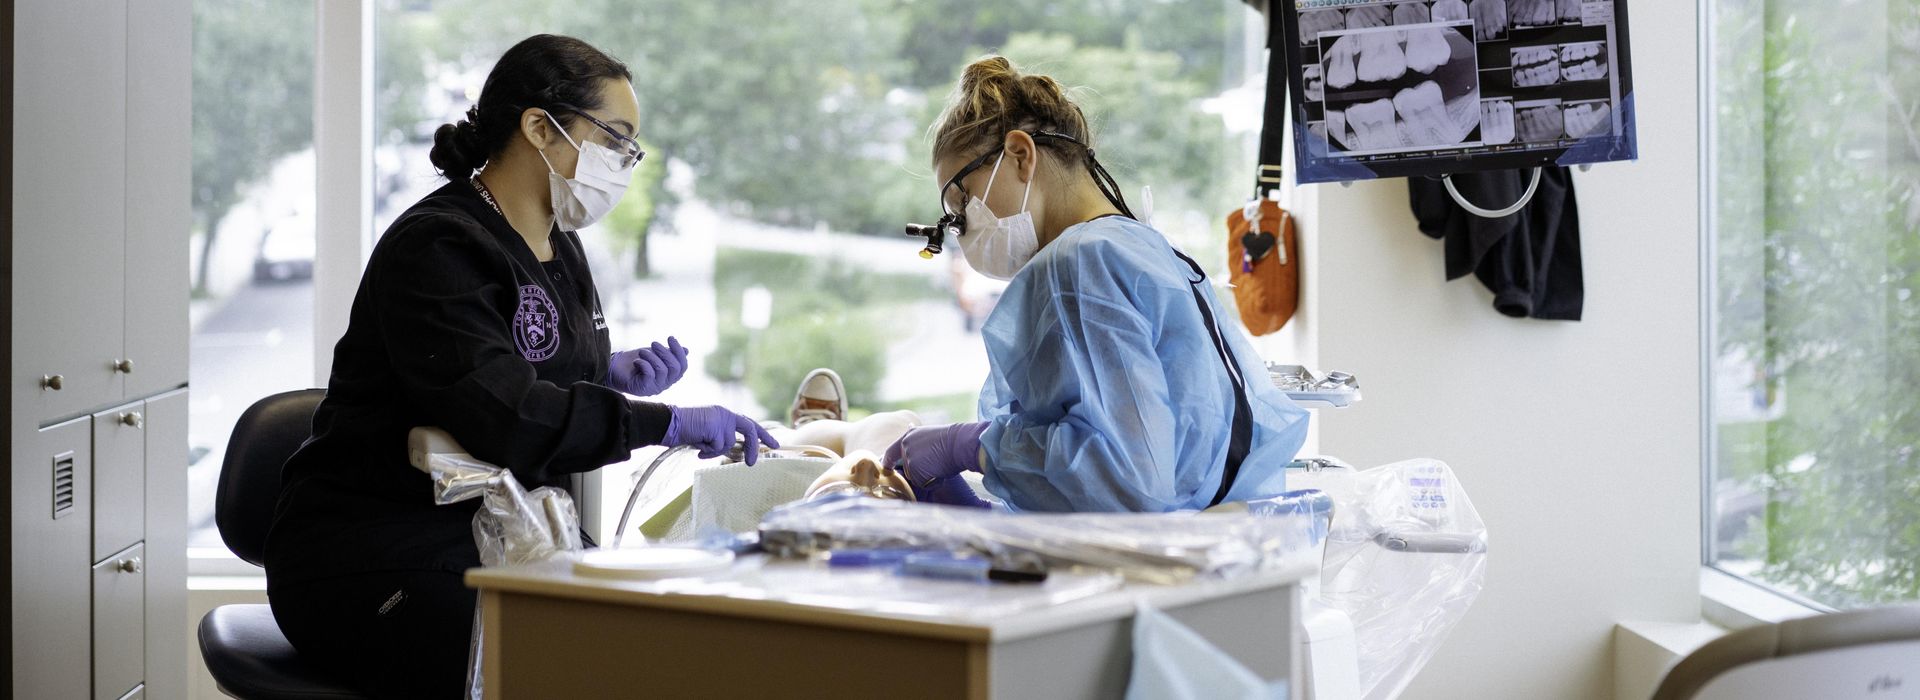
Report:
408,426,469,474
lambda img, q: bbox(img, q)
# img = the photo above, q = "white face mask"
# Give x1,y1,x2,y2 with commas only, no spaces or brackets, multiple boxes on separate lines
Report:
959,151,1039,281
536,111,634,231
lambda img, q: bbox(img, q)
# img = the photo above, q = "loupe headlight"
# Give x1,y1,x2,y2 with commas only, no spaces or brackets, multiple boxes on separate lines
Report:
905,213,963,259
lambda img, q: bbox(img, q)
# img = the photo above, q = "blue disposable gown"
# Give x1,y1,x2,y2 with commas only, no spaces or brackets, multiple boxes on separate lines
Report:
978,215,1311,513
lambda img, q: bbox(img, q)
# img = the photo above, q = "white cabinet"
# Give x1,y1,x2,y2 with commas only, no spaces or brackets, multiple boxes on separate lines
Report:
14,0,190,418
123,0,193,400
93,543,147,700
12,417,97,699
9,391,188,699
141,389,189,700
9,1,194,698
94,402,147,561
12,0,131,419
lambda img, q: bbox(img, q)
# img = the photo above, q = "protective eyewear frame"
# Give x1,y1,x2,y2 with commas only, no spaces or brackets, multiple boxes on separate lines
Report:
551,103,647,169
906,131,1085,257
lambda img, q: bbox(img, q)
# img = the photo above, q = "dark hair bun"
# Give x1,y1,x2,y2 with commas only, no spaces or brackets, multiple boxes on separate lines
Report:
429,109,487,182
431,35,633,182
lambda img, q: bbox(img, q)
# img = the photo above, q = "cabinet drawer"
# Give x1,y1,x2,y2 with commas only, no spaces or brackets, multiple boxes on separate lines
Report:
93,543,147,700
93,403,148,560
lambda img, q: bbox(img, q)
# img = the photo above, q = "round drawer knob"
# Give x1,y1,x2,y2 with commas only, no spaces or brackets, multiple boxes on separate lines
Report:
41,375,64,391
117,557,143,574
120,412,144,429
113,358,135,374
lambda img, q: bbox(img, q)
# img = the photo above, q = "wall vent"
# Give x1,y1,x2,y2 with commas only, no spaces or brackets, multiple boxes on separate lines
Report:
52,451,76,519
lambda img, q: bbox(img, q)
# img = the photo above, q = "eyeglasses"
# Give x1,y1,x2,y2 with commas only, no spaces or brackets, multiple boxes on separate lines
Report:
552,103,646,169
905,131,1085,258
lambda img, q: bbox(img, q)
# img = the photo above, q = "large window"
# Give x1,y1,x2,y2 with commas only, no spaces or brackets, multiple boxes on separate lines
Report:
187,0,318,554
373,1,1263,523
179,0,1258,565
1706,0,1920,608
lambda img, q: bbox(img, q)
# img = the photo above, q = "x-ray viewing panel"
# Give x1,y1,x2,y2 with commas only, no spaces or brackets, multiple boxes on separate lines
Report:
1282,0,1636,183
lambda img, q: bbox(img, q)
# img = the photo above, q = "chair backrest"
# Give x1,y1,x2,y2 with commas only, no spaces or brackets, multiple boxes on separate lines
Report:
216,389,325,567
1652,604,1920,700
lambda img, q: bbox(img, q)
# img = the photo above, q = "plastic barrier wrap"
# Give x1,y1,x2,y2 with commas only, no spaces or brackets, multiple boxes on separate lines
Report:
1128,603,1291,700
424,451,583,700
1289,459,1488,700
759,496,1322,585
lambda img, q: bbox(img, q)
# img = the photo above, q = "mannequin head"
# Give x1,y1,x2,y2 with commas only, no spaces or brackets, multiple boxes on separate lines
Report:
804,451,915,502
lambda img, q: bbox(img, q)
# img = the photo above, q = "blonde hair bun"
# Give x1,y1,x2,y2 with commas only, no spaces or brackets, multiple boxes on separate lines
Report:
933,55,1092,163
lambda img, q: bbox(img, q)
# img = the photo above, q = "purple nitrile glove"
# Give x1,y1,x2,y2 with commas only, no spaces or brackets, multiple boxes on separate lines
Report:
663,405,780,465
883,422,989,496
919,475,990,508
610,337,689,397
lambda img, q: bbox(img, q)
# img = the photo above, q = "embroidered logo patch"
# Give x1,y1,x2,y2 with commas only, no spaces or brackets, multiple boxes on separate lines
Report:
514,284,561,361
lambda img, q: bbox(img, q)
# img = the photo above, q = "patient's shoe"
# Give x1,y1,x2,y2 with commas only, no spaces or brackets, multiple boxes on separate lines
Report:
788,368,847,426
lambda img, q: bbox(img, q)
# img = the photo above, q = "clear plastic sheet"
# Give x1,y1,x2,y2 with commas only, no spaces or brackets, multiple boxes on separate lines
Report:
1284,459,1488,700
425,452,581,567
423,450,583,700
1127,602,1291,700
758,496,1322,585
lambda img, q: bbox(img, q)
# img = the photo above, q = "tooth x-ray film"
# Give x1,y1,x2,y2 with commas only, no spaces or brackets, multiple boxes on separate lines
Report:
1282,0,1635,183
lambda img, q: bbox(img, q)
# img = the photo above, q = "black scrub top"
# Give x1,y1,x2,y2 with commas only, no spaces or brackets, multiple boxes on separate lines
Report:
264,181,670,586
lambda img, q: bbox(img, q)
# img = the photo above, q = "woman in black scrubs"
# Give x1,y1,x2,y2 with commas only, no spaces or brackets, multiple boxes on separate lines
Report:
264,35,775,698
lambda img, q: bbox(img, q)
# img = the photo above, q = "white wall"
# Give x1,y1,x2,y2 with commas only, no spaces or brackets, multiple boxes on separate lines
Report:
1298,2,1703,697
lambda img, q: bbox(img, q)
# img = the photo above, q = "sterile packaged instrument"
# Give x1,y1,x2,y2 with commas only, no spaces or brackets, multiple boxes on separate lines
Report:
758,496,1324,585
1269,363,1363,408
425,450,582,566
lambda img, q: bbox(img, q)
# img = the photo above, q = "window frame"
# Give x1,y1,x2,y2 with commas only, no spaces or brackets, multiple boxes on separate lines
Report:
190,0,376,580
1695,0,1848,621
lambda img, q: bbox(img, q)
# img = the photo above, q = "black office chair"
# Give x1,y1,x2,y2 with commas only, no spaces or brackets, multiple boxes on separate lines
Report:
197,389,370,699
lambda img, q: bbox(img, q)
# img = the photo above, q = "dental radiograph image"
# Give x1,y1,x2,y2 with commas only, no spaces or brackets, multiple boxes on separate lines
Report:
1508,0,1579,28
1320,24,1482,153
1346,5,1393,29
1301,2,1509,43
1468,0,1508,41
1558,0,1583,22
1559,41,1607,81
1303,64,1325,102
1479,99,1515,145
1511,46,1561,87
1562,99,1611,138
1393,2,1430,25
1299,9,1346,45
1514,100,1565,142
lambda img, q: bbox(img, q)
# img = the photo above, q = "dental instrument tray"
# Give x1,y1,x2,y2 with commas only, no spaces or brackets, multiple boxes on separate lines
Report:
1268,363,1361,408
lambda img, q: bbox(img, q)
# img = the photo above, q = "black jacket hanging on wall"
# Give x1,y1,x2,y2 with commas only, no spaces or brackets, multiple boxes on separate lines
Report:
1407,167,1584,321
